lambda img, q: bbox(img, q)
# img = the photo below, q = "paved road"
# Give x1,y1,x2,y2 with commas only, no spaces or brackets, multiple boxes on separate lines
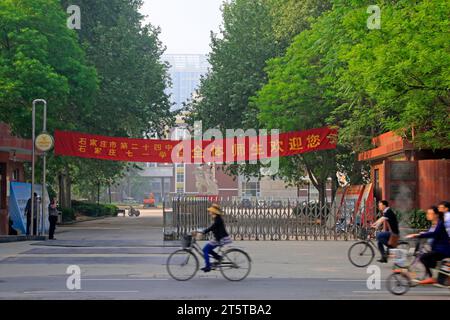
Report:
0,209,448,300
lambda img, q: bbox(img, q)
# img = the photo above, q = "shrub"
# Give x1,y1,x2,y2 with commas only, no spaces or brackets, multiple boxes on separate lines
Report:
398,209,431,231
61,208,76,222
71,201,119,217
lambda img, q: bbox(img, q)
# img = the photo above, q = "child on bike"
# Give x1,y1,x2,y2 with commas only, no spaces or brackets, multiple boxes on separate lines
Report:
199,203,232,272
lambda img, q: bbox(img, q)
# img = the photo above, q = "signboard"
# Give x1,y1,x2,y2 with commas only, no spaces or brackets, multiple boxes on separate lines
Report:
35,132,54,152
9,182,49,234
390,162,416,180
54,127,338,164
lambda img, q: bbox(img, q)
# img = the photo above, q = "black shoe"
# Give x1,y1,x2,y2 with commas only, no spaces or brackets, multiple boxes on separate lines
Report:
213,255,223,262
377,257,388,263
201,267,211,273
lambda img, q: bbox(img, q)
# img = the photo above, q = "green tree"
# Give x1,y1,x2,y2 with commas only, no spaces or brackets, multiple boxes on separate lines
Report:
331,0,450,150
0,0,98,135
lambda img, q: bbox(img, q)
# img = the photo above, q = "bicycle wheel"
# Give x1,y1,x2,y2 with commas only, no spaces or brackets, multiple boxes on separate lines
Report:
387,272,410,295
408,259,427,282
348,241,375,267
166,249,199,281
220,248,251,281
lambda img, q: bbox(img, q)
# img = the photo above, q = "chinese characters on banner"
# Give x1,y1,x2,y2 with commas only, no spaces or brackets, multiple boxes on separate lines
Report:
54,127,338,163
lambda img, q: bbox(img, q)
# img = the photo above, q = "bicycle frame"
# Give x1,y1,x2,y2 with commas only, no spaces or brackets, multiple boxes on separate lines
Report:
184,238,239,270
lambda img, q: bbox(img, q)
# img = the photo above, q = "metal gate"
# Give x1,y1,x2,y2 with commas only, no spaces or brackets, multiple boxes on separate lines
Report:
163,196,377,241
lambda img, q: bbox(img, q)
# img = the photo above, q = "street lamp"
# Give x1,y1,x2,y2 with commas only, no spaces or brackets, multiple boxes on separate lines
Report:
31,99,51,236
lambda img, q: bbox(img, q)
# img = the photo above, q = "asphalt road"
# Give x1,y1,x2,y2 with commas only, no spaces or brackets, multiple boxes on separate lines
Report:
0,210,448,300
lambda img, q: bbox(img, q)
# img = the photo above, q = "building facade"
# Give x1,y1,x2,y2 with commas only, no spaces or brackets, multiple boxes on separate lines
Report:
358,131,450,211
0,123,33,235
163,54,209,111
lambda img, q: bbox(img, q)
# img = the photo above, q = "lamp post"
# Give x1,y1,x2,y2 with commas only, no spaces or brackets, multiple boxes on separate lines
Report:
31,99,51,236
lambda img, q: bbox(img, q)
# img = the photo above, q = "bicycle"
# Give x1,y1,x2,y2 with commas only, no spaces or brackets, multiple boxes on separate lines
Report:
128,206,140,217
166,232,252,281
387,254,450,295
348,227,410,268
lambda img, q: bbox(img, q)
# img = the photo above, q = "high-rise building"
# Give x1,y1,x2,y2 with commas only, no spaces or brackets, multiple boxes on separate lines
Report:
163,54,209,111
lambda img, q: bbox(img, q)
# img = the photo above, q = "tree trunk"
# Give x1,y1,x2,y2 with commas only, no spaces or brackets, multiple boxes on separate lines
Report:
97,182,100,205
318,182,326,207
58,165,71,209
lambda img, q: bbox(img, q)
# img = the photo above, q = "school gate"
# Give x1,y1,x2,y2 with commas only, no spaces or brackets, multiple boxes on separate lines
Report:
163,196,378,241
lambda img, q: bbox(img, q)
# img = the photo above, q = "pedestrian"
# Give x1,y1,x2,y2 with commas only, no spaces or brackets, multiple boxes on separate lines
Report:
25,193,38,235
8,217,18,235
371,200,400,263
48,197,59,240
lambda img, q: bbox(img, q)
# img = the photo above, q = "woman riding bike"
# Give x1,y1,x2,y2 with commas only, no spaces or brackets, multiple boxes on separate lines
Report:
406,206,450,285
198,203,232,273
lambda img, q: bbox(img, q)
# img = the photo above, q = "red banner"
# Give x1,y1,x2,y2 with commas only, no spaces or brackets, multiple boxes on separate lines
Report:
54,127,338,163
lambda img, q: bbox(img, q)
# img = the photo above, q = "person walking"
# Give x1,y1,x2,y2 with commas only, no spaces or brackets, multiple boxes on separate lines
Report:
48,197,59,240
25,193,38,235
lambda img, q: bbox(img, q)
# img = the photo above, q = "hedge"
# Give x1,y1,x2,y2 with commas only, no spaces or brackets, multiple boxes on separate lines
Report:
71,200,119,218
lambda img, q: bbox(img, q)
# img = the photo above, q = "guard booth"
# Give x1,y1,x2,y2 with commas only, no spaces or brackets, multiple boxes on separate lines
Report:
358,131,450,211
0,123,34,235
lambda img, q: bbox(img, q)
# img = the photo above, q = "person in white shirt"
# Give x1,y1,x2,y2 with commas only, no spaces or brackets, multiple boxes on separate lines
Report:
438,201,450,238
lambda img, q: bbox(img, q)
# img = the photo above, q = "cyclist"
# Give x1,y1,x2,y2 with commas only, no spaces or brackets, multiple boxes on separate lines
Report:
437,201,450,237
406,206,450,285
371,200,400,263
199,203,232,272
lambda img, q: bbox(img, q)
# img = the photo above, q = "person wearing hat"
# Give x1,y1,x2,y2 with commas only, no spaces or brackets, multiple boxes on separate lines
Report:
199,203,232,272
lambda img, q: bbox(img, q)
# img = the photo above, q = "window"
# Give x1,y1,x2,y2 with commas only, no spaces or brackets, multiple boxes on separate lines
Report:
12,169,20,181
241,181,260,197
175,164,185,193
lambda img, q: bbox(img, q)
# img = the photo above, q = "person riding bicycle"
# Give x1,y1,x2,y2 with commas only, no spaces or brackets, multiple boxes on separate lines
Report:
371,200,400,263
198,203,232,273
437,201,450,238
406,206,450,285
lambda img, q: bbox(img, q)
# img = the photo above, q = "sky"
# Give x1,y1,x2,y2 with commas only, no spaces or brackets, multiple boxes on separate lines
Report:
140,0,224,55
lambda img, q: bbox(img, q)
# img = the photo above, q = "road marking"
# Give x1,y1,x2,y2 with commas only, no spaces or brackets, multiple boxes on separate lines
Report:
328,279,387,282
23,290,140,294
352,290,449,295
83,278,168,281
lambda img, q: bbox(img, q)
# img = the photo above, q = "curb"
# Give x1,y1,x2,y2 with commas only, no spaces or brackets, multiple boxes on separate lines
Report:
0,235,47,243
59,215,117,226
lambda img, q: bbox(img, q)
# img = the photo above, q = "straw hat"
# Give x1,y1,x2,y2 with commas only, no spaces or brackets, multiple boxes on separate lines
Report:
207,203,223,215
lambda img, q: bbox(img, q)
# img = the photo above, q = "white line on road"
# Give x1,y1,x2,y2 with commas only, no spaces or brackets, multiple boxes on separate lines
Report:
352,290,450,295
82,279,168,281
23,290,140,294
328,279,387,282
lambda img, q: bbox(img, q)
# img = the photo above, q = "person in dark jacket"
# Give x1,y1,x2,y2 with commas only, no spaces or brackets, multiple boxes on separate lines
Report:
199,204,232,272
48,197,59,240
371,200,400,263
407,206,450,285
25,193,38,235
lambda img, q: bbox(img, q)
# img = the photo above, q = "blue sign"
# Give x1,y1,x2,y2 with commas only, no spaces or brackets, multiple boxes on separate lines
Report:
9,182,49,235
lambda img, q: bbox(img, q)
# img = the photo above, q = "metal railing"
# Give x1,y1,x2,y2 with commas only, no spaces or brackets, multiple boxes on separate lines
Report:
163,196,377,241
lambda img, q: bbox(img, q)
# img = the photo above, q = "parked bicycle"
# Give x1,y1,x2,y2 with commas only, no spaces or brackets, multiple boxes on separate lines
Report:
166,232,251,281
128,206,140,217
348,227,410,267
